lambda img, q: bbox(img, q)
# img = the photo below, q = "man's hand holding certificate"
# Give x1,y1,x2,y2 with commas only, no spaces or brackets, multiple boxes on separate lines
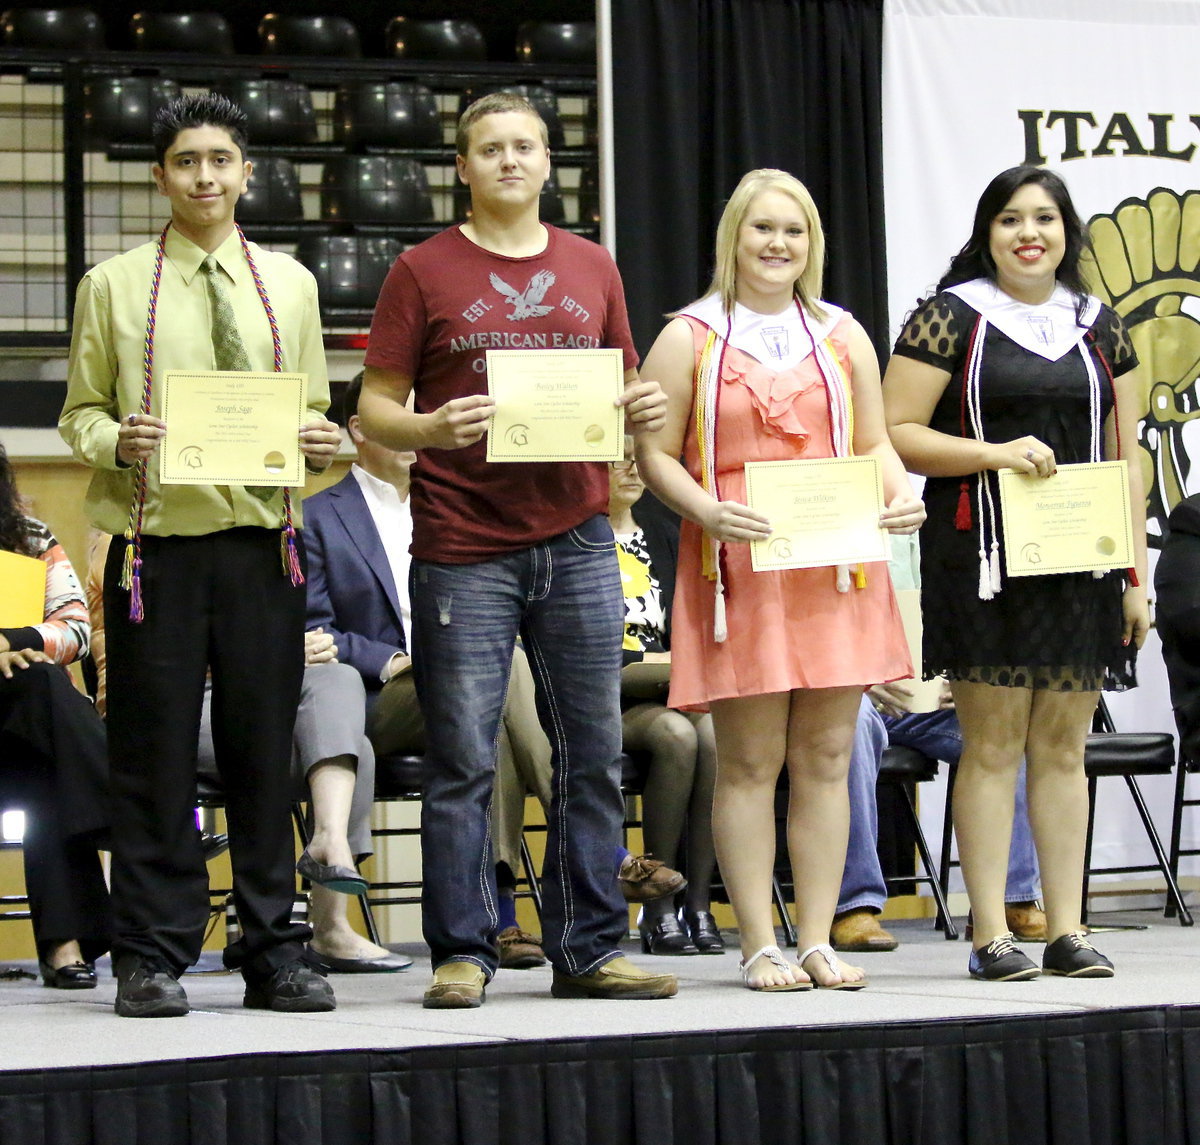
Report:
159,370,308,486
998,460,1133,577
485,348,624,462
744,456,888,572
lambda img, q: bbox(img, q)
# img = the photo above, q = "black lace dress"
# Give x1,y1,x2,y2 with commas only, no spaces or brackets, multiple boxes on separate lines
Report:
891,290,1138,692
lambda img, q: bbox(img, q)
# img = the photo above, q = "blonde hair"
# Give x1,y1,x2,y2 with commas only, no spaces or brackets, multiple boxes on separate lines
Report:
456,92,549,157
700,168,827,319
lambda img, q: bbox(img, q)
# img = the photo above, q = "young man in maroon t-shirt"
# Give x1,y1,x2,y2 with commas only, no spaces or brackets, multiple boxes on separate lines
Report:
361,93,677,1007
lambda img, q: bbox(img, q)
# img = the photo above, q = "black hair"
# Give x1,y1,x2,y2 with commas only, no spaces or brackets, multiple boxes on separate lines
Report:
341,371,363,425
0,443,36,556
936,165,1091,317
152,92,248,166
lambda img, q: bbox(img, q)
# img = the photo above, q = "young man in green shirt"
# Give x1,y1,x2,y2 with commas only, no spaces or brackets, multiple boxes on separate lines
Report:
61,92,339,1017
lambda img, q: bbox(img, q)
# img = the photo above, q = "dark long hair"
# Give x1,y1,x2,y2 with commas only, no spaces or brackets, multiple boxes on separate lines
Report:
936,166,1092,318
0,444,36,556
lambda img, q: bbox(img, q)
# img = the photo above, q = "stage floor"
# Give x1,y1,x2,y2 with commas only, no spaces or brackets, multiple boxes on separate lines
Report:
1,907,1195,1071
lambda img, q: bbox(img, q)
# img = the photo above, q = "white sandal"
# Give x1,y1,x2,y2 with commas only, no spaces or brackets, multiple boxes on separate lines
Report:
798,943,868,990
738,945,812,992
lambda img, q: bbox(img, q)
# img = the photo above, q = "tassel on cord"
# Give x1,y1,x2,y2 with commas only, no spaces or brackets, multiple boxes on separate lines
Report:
977,546,995,601
280,497,304,587
854,563,867,589
712,545,728,642
955,480,972,530
836,564,850,593
128,556,144,623
989,540,1001,595
281,528,304,586
713,589,727,643
120,527,136,591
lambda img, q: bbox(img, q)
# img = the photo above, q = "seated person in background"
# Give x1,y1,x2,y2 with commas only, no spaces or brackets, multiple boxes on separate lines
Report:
831,681,1044,952
196,629,410,973
609,453,722,955
0,443,111,988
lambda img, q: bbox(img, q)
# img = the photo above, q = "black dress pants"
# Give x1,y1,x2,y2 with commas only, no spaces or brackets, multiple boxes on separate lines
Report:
103,527,309,979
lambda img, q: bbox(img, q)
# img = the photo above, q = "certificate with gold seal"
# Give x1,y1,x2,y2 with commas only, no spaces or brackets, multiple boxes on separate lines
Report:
998,460,1133,577
485,348,624,463
744,456,887,572
159,370,307,487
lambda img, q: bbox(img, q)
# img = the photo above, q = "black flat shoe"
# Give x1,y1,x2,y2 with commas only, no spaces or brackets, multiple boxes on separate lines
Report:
638,909,699,955
295,849,368,895
39,960,97,990
682,909,726,954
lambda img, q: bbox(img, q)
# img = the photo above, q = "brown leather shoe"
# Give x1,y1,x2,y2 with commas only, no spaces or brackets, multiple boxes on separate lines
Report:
618,854,687,903
422,961,486,1009
965,903,1053,943
1005,901,1048,943
829,908,899,953
497,926,547,970
550,956,678,999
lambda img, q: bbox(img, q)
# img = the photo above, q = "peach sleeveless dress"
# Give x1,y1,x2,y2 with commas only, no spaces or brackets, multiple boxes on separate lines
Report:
667,310,912,711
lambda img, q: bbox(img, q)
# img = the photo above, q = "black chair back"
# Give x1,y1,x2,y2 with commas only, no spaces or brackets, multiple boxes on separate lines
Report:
387,17,485,61
3,6,103,49
258,14,360,58
83,76,182,147
215,79,317,146
516,21,596,64
320,156,434,224
236,155,303,223
129,12,234,55
295,234,401,314
332,82,441,149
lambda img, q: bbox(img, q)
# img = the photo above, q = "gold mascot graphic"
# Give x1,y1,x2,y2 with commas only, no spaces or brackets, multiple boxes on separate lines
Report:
1087,187,1200,546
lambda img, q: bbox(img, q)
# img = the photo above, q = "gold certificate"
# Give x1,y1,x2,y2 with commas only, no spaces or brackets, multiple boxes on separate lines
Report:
745,456,887,572
485,348,625,463
159,370,307,487
0,550,46,626
998,460,1133,577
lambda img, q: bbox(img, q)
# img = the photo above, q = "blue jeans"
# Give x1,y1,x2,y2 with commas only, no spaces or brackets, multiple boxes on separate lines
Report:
838,700,1041,913
410,514,627,977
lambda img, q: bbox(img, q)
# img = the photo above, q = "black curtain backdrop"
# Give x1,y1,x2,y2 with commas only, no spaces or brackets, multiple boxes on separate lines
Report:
612,0,887,362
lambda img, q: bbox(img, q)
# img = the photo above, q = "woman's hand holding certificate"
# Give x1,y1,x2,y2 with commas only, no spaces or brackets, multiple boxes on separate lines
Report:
743,456,888,572
998,460,1133,576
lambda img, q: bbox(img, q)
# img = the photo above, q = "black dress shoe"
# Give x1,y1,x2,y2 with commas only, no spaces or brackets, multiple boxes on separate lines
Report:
114,955,189,1018
244,959,336,1012
295,849,368,895
638,908,699,955
681,909,726,954
39,960,97,989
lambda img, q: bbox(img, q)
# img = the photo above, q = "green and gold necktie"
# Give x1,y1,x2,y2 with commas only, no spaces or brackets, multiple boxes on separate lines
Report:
200,254,275,502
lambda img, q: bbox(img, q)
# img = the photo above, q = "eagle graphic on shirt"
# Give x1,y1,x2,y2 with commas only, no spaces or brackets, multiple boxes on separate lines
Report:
490,270,556,321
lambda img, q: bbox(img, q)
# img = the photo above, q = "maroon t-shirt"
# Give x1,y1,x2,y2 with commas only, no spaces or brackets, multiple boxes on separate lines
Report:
365,225,639,563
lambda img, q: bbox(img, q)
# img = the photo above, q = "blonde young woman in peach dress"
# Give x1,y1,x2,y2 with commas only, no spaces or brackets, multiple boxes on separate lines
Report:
637,169,924,990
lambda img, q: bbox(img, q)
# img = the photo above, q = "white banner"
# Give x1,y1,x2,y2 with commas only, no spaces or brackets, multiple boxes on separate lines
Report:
883,0,1200,880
